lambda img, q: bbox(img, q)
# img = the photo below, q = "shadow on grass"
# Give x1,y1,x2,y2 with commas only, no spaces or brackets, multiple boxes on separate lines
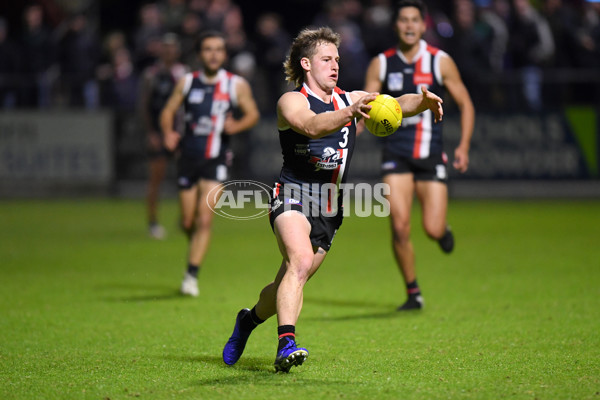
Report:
304,296,397,309
165,353,271,372
303,310,410,322
301,296,416,321
95,283,190,302
95,283,178,291
105,291,185,302
163,353,356,387
194,373,355,387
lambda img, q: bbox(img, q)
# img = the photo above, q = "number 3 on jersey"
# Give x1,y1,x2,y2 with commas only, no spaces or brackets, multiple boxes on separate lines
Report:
338,127,349,148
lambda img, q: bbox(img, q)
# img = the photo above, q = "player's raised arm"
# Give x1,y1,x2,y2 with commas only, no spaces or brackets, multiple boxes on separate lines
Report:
397,86,444,122
277,91,377,139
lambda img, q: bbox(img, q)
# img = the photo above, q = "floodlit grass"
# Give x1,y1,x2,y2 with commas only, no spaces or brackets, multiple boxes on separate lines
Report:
0,198,599,399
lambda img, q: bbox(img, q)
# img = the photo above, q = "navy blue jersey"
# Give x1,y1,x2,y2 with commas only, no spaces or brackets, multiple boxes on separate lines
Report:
180,69,239,159
378,40,446,159
277,84,356,212
146,63,187,130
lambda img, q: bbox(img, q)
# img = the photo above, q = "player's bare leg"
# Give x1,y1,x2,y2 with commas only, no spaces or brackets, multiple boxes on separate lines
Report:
147,156,168,239
271,211,325,371
223,211,326,369
176,179,220,296
188,179,222,267
385,173,423,310
178,185,200,296
416,180,453,253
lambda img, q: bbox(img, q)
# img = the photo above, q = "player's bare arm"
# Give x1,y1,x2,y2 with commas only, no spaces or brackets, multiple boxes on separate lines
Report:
277,91,377,139
139,71,163,150
440,54,475,172
364,56,383,93
397,86,444,122
223,77,260,135
139,72,154,133
160,76,186,152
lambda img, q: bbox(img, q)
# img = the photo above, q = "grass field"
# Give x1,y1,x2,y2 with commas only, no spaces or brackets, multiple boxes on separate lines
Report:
1,198,599,399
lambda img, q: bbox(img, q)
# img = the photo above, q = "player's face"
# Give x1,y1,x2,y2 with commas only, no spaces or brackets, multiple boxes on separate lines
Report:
395,6,426,47
199,37,227,74
161,42,180,64
306,42,339,91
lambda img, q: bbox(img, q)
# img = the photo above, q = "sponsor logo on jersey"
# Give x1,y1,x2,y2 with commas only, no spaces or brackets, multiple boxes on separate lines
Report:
414,72,433,86
294,144,309,156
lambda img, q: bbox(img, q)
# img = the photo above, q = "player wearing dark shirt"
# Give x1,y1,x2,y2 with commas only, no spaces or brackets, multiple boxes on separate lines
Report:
222,27,444,372
140,33,188,239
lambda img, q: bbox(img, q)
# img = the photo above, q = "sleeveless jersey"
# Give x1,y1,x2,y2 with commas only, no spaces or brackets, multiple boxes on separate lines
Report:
180,69,239,159
378,40,446,159
277,84,356,212
147,63,187,131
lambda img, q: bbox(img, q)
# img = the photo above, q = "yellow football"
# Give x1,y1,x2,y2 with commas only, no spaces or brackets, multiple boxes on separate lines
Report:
365,94,403,137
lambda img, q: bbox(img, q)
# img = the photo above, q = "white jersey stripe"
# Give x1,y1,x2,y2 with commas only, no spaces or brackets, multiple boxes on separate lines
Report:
378,53,387,82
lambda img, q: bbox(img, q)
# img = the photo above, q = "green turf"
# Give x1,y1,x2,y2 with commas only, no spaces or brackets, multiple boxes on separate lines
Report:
1,198,599,399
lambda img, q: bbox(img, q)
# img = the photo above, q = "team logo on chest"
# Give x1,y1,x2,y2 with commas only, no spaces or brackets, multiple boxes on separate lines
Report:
387,72,404,91
310,147,343,171
188,89,205,104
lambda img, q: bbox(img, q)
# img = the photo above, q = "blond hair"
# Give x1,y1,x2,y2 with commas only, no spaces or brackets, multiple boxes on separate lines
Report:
283,26,341,87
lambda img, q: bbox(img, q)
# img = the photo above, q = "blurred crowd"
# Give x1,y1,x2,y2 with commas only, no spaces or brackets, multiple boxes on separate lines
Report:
1,0,599,114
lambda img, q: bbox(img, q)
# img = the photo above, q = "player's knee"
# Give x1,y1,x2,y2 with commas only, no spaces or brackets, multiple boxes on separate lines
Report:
391,220,411,243
288,254,314,283
195,213,214,232
180,217,194,233
424,223,445,240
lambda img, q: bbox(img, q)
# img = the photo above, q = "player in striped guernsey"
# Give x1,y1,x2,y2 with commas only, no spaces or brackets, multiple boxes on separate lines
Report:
223,27,444,372
364,0,475,311
160,31,260,297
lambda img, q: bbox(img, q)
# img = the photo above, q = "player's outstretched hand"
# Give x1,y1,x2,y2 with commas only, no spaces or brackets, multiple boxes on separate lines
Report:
352,92,379,120
421,86,443,123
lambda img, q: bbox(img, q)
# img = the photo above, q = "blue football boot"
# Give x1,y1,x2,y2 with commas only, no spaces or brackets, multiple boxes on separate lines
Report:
222,308,252,365
273,339,309,372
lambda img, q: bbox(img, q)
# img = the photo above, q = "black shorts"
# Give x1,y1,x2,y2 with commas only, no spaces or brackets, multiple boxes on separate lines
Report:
268,182,343,252
381,151,448,183
176,155,228,189
147,131,173,159
148,146,173,160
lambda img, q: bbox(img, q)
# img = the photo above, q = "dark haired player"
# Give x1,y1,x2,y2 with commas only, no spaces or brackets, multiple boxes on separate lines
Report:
364,0,475,310
160,31,260,296
140,33,188,239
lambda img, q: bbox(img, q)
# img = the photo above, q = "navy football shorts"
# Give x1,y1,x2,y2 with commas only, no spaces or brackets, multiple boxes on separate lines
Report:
268,182,343,252
381,151,448,183
176,154,228,189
